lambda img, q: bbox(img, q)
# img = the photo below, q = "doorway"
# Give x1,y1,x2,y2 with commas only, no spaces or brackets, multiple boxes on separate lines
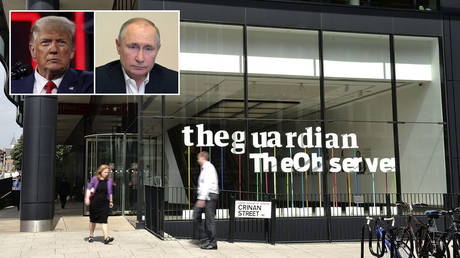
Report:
84,133,138,216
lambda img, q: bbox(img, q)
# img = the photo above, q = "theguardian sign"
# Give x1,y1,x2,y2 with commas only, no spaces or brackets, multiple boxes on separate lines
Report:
182,124,396,174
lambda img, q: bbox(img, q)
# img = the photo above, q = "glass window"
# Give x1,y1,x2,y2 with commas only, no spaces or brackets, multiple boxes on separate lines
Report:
398,124,446,194
325,121,396,193
323,32,392,122
135,22,449,221
247,27,320,120
394,36,446,194
394,36,443,123
140,117,163,186
248,120,323,214
325,121,396,214
141,95,162,117
158,117,247,217
167,22,244,117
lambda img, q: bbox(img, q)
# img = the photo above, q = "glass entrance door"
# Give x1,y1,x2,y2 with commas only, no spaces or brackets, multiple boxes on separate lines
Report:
84,133,138,216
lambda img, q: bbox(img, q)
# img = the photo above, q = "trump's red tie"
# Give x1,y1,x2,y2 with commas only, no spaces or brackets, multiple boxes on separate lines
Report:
45,81,56,94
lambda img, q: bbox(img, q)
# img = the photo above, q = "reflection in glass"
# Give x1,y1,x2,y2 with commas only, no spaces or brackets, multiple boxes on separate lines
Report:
169,22,244,117
247,27,320,120
84,134,139,216
399,124,446,194
325,121,395,195
323,32,392,122
395,36,443,123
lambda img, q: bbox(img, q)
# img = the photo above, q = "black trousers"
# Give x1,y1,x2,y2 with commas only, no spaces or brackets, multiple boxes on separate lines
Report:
12,190,20,210
59,194,67,208
193,193,218,246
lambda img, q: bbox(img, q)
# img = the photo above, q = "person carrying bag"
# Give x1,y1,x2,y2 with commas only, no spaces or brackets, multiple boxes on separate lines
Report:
85,164,115,244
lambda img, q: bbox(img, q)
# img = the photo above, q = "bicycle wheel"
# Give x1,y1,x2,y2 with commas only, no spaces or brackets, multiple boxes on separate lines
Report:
396,241,415,258
395,227,415,257
433,235,450,258
452,233,460,258
368,223,387,258
416,226,432,258
422,232,450,258
393,228,415,257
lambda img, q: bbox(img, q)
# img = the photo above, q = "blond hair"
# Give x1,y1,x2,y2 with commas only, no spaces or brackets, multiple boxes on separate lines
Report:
96,164,110,180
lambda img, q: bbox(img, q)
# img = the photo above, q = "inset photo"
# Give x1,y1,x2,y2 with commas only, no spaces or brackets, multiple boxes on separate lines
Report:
95,11,179,95
10,11,94,95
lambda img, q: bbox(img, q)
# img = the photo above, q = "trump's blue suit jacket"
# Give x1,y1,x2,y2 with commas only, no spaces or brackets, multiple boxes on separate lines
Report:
11,68,94,94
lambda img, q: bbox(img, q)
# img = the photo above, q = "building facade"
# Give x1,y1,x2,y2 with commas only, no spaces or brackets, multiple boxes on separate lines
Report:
4,0,460,241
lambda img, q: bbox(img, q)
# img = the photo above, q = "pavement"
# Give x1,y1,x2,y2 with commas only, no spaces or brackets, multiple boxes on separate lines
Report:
0,202,134,233
0,230,366,258
0,202,367,258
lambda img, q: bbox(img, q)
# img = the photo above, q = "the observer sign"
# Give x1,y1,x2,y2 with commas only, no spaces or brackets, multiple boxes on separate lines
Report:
182,124,396,174
235,200,272,219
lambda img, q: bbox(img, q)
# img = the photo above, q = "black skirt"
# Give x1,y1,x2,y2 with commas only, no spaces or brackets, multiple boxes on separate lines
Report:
89,180,110,223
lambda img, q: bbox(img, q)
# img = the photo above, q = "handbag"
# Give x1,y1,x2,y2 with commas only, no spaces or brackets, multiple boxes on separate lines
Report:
86,188,95,205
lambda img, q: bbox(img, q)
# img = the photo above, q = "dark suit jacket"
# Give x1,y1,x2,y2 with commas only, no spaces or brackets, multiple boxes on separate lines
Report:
96,60,178,94
11,68,94,94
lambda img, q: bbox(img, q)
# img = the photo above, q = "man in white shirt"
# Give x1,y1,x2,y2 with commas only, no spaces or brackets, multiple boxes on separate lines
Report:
193,151,219,250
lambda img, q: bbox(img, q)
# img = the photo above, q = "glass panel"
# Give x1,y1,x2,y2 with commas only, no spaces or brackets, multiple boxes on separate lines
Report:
325,121,396,216
160,117,246,220
247,27,320,120
124,135,138,215
89,95,138,134
248,120,324,216
394,36,443,123
139,115,162,221
324,121,396,194
399,123,446,194
108,135,124,215
323,32,392,122
142,96,162,117
84,134,128,216
141,118,163,187
368,0,437,10
168,22,244,117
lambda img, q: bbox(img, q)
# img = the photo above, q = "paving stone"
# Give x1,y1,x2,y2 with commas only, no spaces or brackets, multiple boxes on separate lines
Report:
0,212,366,258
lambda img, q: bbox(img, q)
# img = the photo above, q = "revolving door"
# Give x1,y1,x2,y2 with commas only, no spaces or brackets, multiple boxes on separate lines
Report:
84,133,139,216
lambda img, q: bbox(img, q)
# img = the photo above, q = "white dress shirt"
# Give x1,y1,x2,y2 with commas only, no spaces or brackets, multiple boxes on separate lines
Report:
33,69,64,94
121,67,149,94
197,161,219,200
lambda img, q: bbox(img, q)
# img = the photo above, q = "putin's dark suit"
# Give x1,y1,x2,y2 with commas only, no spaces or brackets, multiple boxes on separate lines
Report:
95,60,178,94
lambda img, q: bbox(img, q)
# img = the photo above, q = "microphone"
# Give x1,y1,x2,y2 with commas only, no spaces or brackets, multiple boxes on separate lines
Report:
11,62,33,80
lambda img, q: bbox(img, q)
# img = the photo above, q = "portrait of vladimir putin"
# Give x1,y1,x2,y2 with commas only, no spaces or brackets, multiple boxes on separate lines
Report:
96,17,178,94
11,16,94,94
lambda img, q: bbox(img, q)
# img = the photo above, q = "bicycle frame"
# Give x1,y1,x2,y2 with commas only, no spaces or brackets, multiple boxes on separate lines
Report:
444,209,460,258
367,216,413,258
403,213,426,256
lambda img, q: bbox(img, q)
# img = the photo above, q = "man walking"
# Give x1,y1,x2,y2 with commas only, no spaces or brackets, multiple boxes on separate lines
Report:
12,174,21,211
58,177,71,209
193,151,219,250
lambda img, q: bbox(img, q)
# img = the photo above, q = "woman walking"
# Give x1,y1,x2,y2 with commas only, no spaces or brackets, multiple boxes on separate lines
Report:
85,165,114,244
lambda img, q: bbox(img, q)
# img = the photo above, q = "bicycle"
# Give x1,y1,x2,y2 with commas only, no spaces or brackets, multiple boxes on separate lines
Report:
443,207,460,258
417,209,450,258
395,202,428,257
365,216,414,257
